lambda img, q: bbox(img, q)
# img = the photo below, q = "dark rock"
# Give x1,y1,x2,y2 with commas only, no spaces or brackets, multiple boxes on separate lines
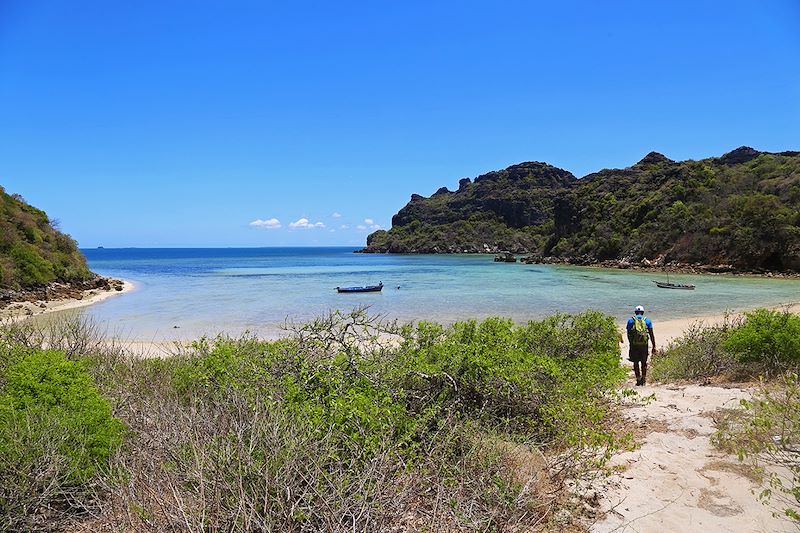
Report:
718,146,761,165
634,152,675,167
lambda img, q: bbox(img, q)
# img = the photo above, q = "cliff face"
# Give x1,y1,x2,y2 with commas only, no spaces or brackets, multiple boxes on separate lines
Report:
364,147,800,271
0,187,95,290
391,162,576,229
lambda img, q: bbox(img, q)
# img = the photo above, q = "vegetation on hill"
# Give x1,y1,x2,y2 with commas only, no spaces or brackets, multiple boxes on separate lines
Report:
364,147,800,272
0,310,631,531
0,186,94,289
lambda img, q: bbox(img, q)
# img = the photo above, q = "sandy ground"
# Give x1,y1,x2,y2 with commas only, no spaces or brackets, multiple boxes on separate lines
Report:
0,280,136,323
591,303,800,532
589,384,797,532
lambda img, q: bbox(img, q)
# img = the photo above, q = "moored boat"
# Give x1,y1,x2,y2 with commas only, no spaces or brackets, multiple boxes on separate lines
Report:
652,280,696,290
336,282,384,293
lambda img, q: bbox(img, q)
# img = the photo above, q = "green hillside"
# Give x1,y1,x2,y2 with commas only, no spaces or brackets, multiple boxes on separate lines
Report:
0,187,94,289
364,147,800,272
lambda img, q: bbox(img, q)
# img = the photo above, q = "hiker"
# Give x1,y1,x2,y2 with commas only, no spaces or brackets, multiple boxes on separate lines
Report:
626,305,656,386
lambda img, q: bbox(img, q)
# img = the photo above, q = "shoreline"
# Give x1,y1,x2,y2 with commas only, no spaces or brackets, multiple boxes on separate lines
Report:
1,276,796,356
0,279,135,324
359,250,800,279
107,301,800,358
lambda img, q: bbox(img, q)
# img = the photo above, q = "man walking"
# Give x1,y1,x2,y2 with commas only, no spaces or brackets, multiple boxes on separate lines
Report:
627,305,656,386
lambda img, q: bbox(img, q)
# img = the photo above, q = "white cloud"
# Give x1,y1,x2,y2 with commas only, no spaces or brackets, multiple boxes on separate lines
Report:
354,218,383,232
289,218,326,229
340,224,349,230
249,218,281,229
331,212,342,218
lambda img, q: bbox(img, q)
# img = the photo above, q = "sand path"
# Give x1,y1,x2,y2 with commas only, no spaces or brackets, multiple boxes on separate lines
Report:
592,305,800,532
590,383,795,532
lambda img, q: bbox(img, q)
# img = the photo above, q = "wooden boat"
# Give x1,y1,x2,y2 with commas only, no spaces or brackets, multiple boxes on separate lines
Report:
335,282,383,293
652,280,695,290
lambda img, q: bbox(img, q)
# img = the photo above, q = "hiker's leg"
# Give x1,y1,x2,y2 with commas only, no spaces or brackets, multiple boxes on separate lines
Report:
641,362,647,384
633,361,641,381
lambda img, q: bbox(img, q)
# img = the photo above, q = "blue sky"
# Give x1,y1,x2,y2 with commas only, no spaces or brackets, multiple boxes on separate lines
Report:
1,1,798,247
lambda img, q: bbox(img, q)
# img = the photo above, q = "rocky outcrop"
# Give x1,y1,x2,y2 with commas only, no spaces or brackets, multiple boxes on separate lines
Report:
363,147,800,273
717,146,761,166
390,162,576,229
633,151,676,168
0,277,124,309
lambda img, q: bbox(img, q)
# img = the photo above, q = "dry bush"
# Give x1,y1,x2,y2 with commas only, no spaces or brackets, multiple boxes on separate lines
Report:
2,310,629,532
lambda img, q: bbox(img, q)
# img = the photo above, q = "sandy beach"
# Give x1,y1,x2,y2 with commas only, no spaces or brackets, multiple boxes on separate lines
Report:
0,280,136,324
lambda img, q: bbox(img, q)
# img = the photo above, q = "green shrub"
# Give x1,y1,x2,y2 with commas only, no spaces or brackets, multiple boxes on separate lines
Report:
652,309,800,382
10,243,55,287
724,309,800,367
0,350,124,485
651,318,739,381
162,311,628,530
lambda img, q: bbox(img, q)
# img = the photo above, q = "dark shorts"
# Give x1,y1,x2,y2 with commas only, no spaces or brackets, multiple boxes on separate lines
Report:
629,344,649,363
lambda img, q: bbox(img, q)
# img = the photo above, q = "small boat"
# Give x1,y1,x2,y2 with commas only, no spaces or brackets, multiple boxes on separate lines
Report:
652,280,695,290
335,282,384,293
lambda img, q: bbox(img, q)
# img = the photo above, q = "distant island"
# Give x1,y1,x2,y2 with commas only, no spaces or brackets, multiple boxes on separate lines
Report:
0,186,123,311
362,147,800,273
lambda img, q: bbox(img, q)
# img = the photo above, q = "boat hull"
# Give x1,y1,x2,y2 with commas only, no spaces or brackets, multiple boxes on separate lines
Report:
336,284,383,293
652,281,695,290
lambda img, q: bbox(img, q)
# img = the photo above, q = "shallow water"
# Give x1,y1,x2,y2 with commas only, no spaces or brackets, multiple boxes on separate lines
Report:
71,247,800,341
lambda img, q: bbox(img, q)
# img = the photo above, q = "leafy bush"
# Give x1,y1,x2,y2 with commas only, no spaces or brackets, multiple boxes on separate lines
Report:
0,350,124,530
652,309,800,382
651,316,741,381
160,309,627,530
10,243,55,287
0,310,630,531
724,308,800,367
0,350,124,481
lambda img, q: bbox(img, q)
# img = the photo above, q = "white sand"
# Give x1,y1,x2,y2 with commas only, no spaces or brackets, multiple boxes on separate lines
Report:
590,384,795,532
0,280,135,323
592,303,800,532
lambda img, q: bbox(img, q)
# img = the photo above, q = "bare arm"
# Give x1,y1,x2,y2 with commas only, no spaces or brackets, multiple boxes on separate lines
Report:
649,328,657,354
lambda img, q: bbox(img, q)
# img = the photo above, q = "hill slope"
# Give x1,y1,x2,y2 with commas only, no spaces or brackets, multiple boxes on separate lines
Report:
0,186,95,290
363,147,800,271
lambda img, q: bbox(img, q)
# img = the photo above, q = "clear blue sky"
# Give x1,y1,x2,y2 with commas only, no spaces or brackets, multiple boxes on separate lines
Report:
1,1,798,247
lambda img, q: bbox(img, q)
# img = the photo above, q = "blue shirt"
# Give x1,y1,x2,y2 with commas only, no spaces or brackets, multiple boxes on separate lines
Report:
627,316,653,331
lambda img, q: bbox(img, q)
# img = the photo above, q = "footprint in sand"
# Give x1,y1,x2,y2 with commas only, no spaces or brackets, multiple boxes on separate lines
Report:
698,488,743,517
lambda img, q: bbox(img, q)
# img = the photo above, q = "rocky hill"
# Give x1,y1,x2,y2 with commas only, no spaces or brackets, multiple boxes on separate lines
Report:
363,147,800,272
0,186,97,293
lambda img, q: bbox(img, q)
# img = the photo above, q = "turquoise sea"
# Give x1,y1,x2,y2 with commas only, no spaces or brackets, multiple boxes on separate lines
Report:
75,247,799,341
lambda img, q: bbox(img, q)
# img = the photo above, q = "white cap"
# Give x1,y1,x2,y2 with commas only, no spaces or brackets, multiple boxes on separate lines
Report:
635,305,645,314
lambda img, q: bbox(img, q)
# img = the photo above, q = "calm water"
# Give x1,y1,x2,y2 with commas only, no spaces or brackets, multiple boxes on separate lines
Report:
70,247,799,341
